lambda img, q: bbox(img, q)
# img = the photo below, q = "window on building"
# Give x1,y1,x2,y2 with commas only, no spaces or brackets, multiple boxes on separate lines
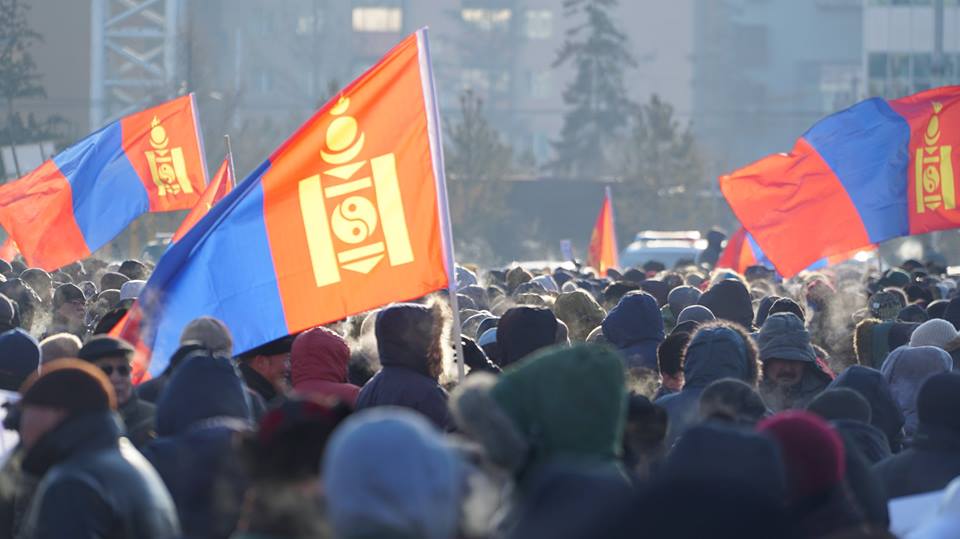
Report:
819,64,860,113
525,9,553,39
256,71,274,94
461,8,512,31
352,7,402,32
733,24,768,67
868,53,888,78
461,68,492,94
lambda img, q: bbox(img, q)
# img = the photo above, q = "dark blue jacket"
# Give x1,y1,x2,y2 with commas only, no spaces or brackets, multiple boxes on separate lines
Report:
355,304,453,430
602,292,664,370
142,354,251,539
656,326,754,446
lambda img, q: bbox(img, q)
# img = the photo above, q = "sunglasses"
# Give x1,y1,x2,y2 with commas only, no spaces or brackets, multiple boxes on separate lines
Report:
100,365,131,376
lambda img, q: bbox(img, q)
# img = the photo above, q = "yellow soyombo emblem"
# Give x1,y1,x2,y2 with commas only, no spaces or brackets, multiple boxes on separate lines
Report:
146,116,194,197
298,97,414,288
916,102,956,213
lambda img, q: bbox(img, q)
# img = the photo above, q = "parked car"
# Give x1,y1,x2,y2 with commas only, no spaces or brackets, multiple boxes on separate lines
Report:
619,231,706,270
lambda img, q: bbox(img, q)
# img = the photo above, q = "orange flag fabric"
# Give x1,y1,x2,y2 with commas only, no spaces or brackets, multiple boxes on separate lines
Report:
587,187,619,277
171,155,234,242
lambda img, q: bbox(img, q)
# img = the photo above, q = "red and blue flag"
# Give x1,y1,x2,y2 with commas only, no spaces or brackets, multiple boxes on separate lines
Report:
717,227,875,276
0,95,207,270
720,86,960,277
119,30,452,380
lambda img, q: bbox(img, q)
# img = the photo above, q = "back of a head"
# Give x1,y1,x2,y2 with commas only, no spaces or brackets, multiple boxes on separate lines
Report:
757,411,846,502
156,353,251,437
909,318,960,351
807,388,872,424
917,372,960,432
768,297,806,322
179,316,233,357
699,279,755,330
322,408,462,539
100,272,129,292
291,326,350,384
0,294,16,333
249,396,351,482
498,305,559,367
39,333,83,365
682,322,758,388
881,345,952,386
0,328,39,391
664,423,786,501
118,259,148,281
375,303,445,377
553,289,605,342
601,291,665,348
20,359,116,413
699,378,768,426
658,331,690,377
668,286,702,317
677,304,715,325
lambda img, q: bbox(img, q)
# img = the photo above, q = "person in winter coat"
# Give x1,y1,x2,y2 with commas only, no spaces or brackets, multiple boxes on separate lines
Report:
874,372,960,498
805,389,892,529
355,303,454,430
17,360,180,538
808,389,891,465
322,408,464,539
142,353,253,539
656,321,760,446
601,291,665,371
78,336,156,449
234,397,351,538
497,306,565,367
698,279,755,330
880,345,952,440
291,326,360,407
698,378,768,427
451,344,627,489
757,313,834,412
758,411,868,539
830,365,906,454
236,335,294,405
854,319,919,368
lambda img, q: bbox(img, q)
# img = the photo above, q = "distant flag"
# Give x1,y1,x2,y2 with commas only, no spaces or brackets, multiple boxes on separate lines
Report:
171,154,235,243
0,95,207,270
587,186,619,277
721,86,960,278
118,29,453,381
717,227,877,275
0,238,17,262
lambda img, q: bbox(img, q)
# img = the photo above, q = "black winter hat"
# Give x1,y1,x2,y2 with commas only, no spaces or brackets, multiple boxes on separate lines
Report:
52,283,85,309
768,298,806,322
118,260,148,281
78,336,134,363
100,272,129,292
918,372,960,432
699,279,755,330
807,388,872,424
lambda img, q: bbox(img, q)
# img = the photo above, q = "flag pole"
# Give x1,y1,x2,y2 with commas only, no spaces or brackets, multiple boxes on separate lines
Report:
418,28,465,382
224,134,237,189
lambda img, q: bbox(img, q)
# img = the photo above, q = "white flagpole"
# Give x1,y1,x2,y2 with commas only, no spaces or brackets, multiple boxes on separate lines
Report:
418,27,466,382
223,134,237,189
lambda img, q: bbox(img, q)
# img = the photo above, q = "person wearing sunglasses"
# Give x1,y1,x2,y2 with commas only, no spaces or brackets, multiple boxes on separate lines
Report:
78,336,156,449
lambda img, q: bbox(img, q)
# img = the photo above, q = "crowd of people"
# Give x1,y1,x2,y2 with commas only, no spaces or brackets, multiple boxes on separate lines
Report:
0,250,959,537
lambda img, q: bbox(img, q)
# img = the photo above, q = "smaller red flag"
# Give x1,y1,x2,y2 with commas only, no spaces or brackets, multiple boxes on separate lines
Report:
171,155,235,243
587,187,619,277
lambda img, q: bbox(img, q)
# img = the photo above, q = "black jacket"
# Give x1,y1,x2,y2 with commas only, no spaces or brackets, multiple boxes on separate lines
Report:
874,423,960,498
119,394,156,449
238,362,279,404
19,411,180,538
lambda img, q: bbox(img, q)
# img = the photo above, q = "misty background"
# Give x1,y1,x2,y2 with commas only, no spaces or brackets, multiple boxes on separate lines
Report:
4,0,959,265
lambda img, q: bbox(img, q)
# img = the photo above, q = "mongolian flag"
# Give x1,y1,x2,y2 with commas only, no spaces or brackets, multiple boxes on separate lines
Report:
0,95,207,271
171,154,234,242
118,29,452,380
587,187,619,277
721,86,960,278
717,227,877,276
